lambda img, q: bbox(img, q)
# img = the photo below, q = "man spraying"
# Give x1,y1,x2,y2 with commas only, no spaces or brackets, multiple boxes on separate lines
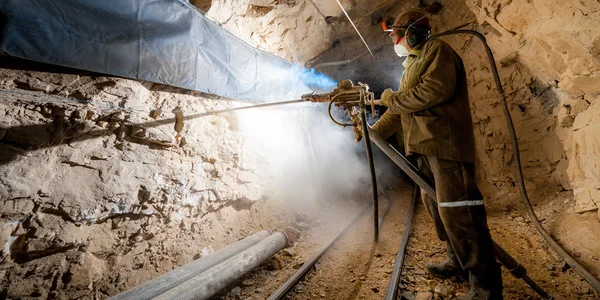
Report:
373,9,503,300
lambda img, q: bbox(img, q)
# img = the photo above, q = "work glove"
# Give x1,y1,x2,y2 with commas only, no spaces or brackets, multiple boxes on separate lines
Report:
352,125,363,143
381,88,394,107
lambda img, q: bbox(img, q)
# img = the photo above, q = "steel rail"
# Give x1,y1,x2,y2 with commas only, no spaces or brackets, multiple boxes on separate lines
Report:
385,185,419,300
267,202,371,300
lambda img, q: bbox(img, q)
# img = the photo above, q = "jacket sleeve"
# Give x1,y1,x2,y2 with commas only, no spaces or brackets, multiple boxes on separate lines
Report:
385,42,458,114
371,110,403,139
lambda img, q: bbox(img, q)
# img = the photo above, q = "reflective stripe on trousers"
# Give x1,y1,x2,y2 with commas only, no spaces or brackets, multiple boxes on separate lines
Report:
439,200,484,208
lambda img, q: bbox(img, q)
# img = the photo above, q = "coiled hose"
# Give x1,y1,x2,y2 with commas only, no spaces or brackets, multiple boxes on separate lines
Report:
319,23,600,292
429,28,600,293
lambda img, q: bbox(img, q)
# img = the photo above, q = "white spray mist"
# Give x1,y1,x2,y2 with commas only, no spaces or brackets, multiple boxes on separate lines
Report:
233,64,373,225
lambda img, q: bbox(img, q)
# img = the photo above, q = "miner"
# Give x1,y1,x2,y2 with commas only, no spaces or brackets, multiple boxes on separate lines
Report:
373,9,503,299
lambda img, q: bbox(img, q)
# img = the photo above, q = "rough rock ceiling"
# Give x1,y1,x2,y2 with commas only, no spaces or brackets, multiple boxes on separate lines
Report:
202,0,400,63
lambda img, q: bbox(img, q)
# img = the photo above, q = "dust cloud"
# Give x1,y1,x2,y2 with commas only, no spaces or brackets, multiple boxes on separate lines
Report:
233,65,376,225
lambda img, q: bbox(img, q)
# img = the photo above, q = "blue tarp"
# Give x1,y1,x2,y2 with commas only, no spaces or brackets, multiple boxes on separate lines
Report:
0,0,306,102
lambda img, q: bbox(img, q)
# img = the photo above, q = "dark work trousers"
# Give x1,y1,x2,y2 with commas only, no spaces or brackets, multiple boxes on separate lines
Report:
418,155,502,297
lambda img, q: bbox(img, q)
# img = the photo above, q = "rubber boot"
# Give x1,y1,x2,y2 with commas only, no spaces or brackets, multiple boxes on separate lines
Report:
455,263,503,300
426,259,468,281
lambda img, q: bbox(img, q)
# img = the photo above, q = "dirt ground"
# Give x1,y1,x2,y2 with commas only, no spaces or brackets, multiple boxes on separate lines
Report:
218,179,600,300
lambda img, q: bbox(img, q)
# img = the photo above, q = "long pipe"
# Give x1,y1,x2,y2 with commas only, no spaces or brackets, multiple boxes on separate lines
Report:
385,185,419,300
110,230,272,300
361,102,379,242
166,99,306,123
367,127,553,299
430,29,600,294
154,231,289,300
268,202,371,300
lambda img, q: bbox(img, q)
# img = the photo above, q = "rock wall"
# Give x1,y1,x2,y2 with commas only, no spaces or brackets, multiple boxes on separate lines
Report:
462,0,600,215
0,65,273,298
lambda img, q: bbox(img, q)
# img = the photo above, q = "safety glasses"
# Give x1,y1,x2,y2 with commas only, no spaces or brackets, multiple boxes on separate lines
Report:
381,21,408,33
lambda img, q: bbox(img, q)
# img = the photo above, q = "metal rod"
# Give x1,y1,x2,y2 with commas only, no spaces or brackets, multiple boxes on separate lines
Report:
378,188,393,230
268,203,371,300
367,127,553,299
181,98,306,120
385,185,419,300
121,99,307,131
154,231,289,300
110,230,272,300
367,127,435,196
430,29,600,294
492,243,553,299
522,275,554,300
360,99,379,242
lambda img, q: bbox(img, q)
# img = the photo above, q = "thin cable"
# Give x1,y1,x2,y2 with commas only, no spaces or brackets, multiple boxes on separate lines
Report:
310,45,390,69
335,0,373,57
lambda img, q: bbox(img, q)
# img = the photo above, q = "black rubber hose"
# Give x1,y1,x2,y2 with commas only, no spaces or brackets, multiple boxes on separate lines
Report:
430,29,600,293
385,185,419,300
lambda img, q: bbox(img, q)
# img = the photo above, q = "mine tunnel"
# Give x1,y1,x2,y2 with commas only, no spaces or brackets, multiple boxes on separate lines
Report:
1,0,600,299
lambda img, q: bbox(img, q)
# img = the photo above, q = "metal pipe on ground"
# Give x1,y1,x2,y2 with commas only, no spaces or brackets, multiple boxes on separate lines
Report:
268,202,371,300
154,231,288,300
385,185,419,300
110,230,272,300
367,127,553,299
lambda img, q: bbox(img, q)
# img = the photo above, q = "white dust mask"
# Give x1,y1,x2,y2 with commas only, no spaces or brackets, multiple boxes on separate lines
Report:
394,43,409,57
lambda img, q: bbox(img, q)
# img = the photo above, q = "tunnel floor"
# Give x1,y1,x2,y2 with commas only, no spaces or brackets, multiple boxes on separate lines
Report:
218,180,599,300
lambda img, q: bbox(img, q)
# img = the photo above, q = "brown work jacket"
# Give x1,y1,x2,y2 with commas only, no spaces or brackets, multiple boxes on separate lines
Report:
372,38,476,163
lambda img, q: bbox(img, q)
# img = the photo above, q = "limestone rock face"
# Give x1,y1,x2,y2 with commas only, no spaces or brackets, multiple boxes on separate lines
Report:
0,67,270,298
463,0,600,213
